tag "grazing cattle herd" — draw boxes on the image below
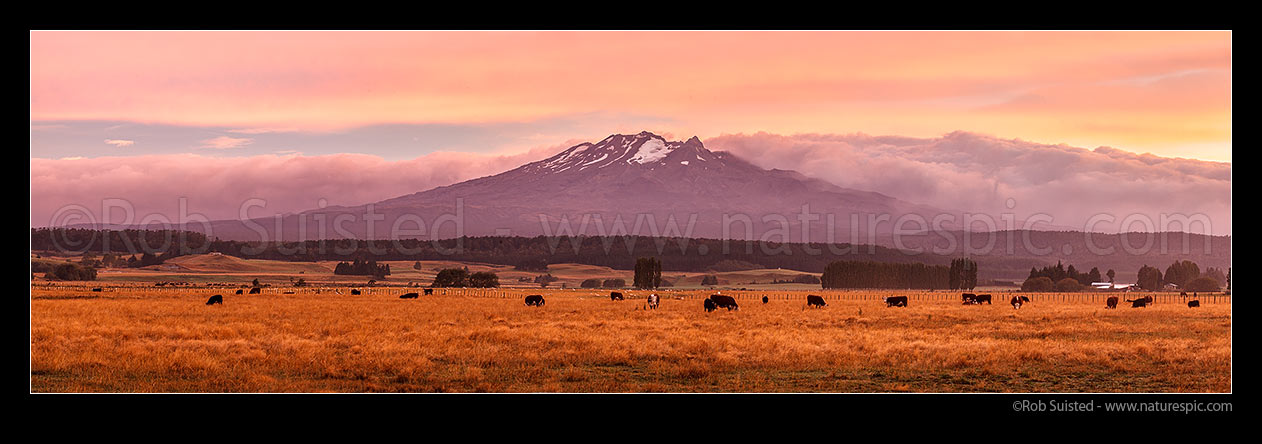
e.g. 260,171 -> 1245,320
192,283 -> 1214,316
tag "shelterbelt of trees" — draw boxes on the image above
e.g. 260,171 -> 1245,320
1021,260 -> 1230,293
31,228 -> 944,273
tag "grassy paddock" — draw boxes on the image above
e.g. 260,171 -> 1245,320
30,286 -> 1231,393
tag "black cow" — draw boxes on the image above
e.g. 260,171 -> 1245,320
975,294 -> 992,304
1105,296 -> 1119,309
525,295 -> 545,306
884,296 -> 908,307
235,289 -> 244,295
806,295 -> 827,308
248,287 -> 261,294
646,294 -> 660,309
762,296 -> 769,304
1188,300 -> 1200,308
610,292 -> 624,301
962,293 -> 977,304
424,288 -> 434,296
91,287 -> 103,292
704,298 -> 717,312
1127,298 -> 1148,308
1010,296 -> 1030,309
400,292 -> 419,299
710,295 -> 739,310
205,294 -> 223,305
351,289 -> 361,295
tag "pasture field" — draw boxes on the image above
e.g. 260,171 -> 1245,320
40,253 -> 831,290
30,284 -> 1230,393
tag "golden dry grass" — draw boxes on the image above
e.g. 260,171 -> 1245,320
74,254 -> 825,290
30,285 -> 1231,393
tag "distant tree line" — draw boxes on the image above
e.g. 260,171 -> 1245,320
1021,259 -> 1227,293
333,258 -> 391,278
771,274 -> 821,285
430,268 -> 499,288
33,229 -> 947,274
580,278 -> 625,288
1135,260 -> 1226,292
31,261 -> 98,281
820,260 -> 950,289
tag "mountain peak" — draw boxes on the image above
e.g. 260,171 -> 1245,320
525,131 -> 716,174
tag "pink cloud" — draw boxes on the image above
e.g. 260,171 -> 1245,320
103,139 -> 134,148
29,132 -> 1231,235
199,136 -> 254,149
30,143 -> 570,226
703,132 -> 1232,235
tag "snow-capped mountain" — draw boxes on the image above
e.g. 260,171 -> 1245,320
198,132 -> 959,241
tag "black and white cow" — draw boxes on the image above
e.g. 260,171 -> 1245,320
1010,296 -> 1030,309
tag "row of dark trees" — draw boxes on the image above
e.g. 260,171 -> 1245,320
771,274 -> 822,285
31,261 -> 98,281
1136,261 -> 1228,292
430,268 -> 500,288
820,260 -> 951,289
32,229 -> 948,274
1019,260 -> 1228,293
1027,261 -> 1108,287
332,258 -> 391,278
948,258 -> 978,290
579,278 -> 626,288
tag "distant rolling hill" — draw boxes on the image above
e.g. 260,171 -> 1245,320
164,254 -> 331,274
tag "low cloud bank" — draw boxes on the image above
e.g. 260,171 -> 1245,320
32,131 -> 1230,235
704,131 -> 1231,234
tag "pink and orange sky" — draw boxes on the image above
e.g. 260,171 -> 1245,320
31,31 -> 1230,160
29,31 -> 1232,233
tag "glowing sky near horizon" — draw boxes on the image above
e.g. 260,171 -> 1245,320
30,30 -> 1231,161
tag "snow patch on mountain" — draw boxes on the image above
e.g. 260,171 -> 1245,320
628,138 -> 673,164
